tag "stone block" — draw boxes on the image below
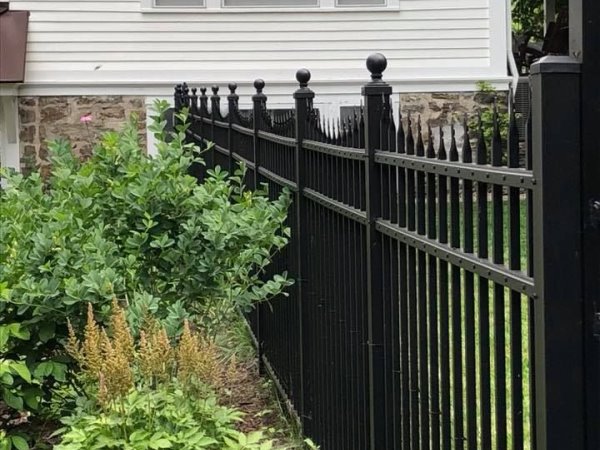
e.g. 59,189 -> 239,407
98,105 -> 126,120
41,104 -> 70,122
18,107 -> 36,125
19,125 -> 37,144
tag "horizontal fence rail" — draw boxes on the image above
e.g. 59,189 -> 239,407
175,53 -> 593,450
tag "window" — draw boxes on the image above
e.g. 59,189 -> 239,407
146,0 -> 204,8
223,0 -> 317,6
142,0 -> 394,11
336,0 -> 384,5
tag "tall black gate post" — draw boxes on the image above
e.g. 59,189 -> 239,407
570,1 -> 600,447
293,69 -> 314,427
362,53 -> 392,450
530,55 -> 585,449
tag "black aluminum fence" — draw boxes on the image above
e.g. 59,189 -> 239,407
175,54 -> 596,450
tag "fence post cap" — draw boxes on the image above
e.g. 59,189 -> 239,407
530,55 -> 581,75
296,68 -> 311,87
294,68 -> 315,99
228,82 -> 237,93
366,53 -> 387,81
254,79 -> 265,93
200,87 -> 207,95
211,85 -> 219,95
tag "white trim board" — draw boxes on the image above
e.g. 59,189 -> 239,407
0,97 -> 21,173
16,76 -> 511,97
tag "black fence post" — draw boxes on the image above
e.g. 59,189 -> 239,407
188,87 -> 205,182
252,79 -> 266,190
571,2 -> 600,446
252,79 -> 266,373
530,55 -> 586,449
209,86 -> 220,169
362,53 -> 392,450
173,84 -> 183,134
293,68 -> 314,427
174,84 -> 182,113
227,83 -> 238,174
198,86 -> 208,155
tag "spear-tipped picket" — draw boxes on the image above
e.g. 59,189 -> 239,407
380,97 -> 391,151
359,103 -> 365,148
438,125 -> 447,161
389,106 -> 397,152
346,116 -> 353,148
398,109 -> 406,154
406,113 -> 415,155
426,123 -> 436,158
508,95 -> 520,168
352,109 -> 360,148
449,122 -> 459,162
318,116 -> 324,143
476,113 -> 488,165
462,114 -> 473,163
416,116 -> 425,157
491,97 -> 503,167
327,119 -> 335,144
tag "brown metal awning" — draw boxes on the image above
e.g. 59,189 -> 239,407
0,6 -> 30,83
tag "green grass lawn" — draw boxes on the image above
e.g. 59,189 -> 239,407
436,196 -> 533,450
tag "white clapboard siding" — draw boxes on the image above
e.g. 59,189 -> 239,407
11,0 -> 510,98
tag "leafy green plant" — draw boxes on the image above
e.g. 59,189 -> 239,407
54,385 -> 273,450
512,0 -> 545,39
0,431 -> 30,450
0,101 -> 291,424
56,302 -> 273,449
470,81 -> 510,152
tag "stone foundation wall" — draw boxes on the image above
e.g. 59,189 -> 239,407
16,92 -> 506,175
18,96 -> 146,175
396,91 -> 508,148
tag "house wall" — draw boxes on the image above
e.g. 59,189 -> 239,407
11,0 -> 509,100
8,0 -> 510,172
17,96 -> 147,175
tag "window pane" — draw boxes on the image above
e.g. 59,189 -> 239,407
155,0 -> 205,6
223,0 -> 317,7
337,0 -> 385,5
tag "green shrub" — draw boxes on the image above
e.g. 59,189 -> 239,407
55,303 -> 273,450
54,386 -> 273,450
0,101 -> 291,423
470,81 -> 510,154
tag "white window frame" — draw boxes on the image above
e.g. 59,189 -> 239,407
141,0 -> 398,13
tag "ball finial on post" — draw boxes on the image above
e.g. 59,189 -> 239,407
366,53 -> 387,82
254,79 -> 265,93
228,82 -> 237,94
296,68 -> 311,88
211,85 -> 219,95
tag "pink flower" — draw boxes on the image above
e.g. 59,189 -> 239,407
80,114 -> 93,123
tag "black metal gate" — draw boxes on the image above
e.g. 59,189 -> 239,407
175,48 -> 598,450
